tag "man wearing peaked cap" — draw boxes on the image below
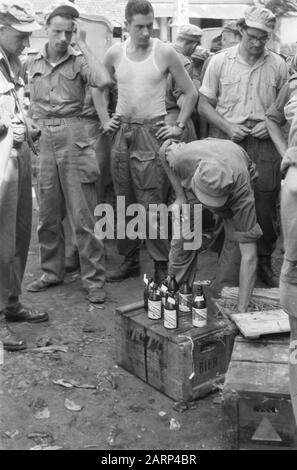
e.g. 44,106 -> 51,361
199,5 -> 289,288
177,24 -> 202,44
0,0 -> 50,352
244,5 -> 276,33
25,1 -> 112,303
221,20 -> 242,49
164,22 -> 201,148
159,138 -> 262,312
43,0 -> 80,24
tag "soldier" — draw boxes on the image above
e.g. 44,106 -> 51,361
280,112 -> 297,424
165,24 -> 202,142
0,0 -> 49,352
102,0 -> 197,284
199,6 -> 288,287
266,72 -> 297,158
160,138 -> 262,312
26,0 -> 111,304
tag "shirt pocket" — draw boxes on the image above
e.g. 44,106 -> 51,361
28,71 -> 44,101
220,77 -> 241,104
59,68 -> 84,103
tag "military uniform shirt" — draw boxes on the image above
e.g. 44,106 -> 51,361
167,138 -> 263,244
27,45 -> 96,119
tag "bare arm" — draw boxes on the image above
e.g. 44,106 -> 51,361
198,94 -> 250,142
266,116 -> 288,158
159,141 -> 187,200
90,87 -> 110,124
167,47 -> 197,126
75,19 -> 112,89
284,165 -> 297,194
156,47 -> 198,140
92,47 -> 121,134
237,242 -> 257,312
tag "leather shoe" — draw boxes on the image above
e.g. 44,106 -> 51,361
5,305 -> 49,323
106,257 -> 140,282
0,320 -> 27,351
86,287 -> 106,304
258,262 -> 279,288
26,277 -> 63,292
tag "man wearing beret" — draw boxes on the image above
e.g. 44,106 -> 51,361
26,1 -> 111,304
199,6 -> 288,288
0,0 -> 49,352
160,138 -> 262,312
165,24 -> 201,142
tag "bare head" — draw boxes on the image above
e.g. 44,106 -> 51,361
125,0 -> 154,47
45,14 -> 74,54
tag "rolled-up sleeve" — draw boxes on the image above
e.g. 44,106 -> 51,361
77,56 -> 95,86
266,81 -> 290,126
225,181 -> 263,243
282,112 -> 297,172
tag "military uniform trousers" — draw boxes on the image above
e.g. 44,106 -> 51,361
36,118 -> 105,289
111,117 -> 171,262
0,143 -> 32,311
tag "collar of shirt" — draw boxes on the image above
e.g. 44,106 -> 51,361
227,43 -> 269,69
34,44 -> 82,67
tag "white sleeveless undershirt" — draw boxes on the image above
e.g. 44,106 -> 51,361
115,38 -> 167,119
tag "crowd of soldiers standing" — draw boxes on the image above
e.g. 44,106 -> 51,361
1,3 -> 297,428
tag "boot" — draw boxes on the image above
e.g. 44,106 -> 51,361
106,256 -> 140,282
258,257 -> 279,288
0,319 -> 27,351
154,261 -> 168,286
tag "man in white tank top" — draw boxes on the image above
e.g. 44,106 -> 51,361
101,0 -> 198,283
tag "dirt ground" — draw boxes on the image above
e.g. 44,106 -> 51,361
0,206 -> 283,451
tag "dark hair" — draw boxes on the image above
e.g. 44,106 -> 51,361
46,13 -> 73,26
125,0 -> 154,23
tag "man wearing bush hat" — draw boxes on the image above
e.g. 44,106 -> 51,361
199,5 -> 288,288
0,0 -> 51,352
26,0 -> 111,304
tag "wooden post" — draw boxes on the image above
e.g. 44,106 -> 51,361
171,0 -> 189,42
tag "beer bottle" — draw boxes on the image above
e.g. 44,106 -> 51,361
178,280 -> 192,314
164,290 -> 178,330
192,285 -> 207,328
148,283 -> 162,320
160,276 -> 170,314
168,274 -> 179,296
144,275 -> 153,312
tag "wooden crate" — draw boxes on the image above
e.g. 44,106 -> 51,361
222,336 -> 297,449
115,300 -> 237,402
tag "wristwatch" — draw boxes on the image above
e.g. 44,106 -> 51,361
175,121 -> 185,130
